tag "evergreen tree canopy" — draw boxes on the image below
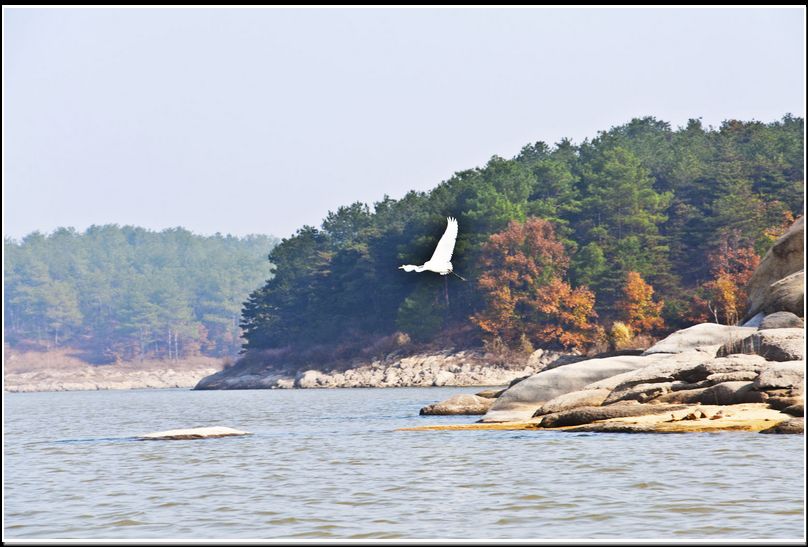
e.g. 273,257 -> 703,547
241,115 -> 803,354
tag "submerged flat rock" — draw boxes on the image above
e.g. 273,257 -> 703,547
138,426 -> 251,440
402,404 -> 795,434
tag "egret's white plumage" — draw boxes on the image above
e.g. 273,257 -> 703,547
399,217 -> 463,278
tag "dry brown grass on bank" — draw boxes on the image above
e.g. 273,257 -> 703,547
3,345 -> 227,374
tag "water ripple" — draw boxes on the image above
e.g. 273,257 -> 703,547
4,387 -> 804,540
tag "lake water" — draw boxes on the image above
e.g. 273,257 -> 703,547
3,387 -> 805,540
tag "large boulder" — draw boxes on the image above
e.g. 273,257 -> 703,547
746,216 -> 804,319
296,369 -> 335,388
717,328 -> 805,362
757,271 -> 804,317
195,371 -> 290,390
481,355 -> 655,422
759,311 -> 804,330
419,394 -> 495,415
432,370 -> 456,386
642,323 -> 757,356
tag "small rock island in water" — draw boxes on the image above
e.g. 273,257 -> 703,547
138,426 -> 251,441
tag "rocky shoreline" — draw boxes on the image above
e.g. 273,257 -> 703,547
415,217 -> 805,434
413,324 -> 804,434
193,349 -> 576,390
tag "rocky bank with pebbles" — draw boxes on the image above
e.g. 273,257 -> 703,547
194,349 -> 575,390
4,349 -> 224,393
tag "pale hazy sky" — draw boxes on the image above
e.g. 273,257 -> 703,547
3,7 -> 805,240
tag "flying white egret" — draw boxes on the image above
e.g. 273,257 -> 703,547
399,217 -> 466,281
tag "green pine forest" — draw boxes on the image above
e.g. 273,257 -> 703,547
4,227 -> 277,362
4,116 -> 804,367
240,116 -> 803,360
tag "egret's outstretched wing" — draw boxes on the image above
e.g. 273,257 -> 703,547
429,217 -> 458,264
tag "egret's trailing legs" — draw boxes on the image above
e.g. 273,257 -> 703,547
398,217 -> 466,306
398,217 -> 463,278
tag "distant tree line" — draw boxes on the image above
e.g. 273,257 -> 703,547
241,116 -> 803,356
4,226 -> 276,362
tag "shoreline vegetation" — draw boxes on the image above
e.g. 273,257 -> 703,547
236,115 -> 803,369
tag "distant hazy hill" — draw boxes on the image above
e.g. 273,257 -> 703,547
4,225 -> 277,363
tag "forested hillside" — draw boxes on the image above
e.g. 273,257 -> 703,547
4,227 -> 276,362
241,116 -> 803,358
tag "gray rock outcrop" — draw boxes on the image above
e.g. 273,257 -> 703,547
641,323 -> 757,355
746,215 -> 804,319
756,271 -> 805,317
484,346 -> 803,428
481,354 -> 655,422
717,328 -> 805,362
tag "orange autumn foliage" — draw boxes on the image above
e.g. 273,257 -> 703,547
694,230 -> 761,325
619,271 -> 665,334
685,294 -> 712,325
701,242 -> 760,325
472,218 -> 600,350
